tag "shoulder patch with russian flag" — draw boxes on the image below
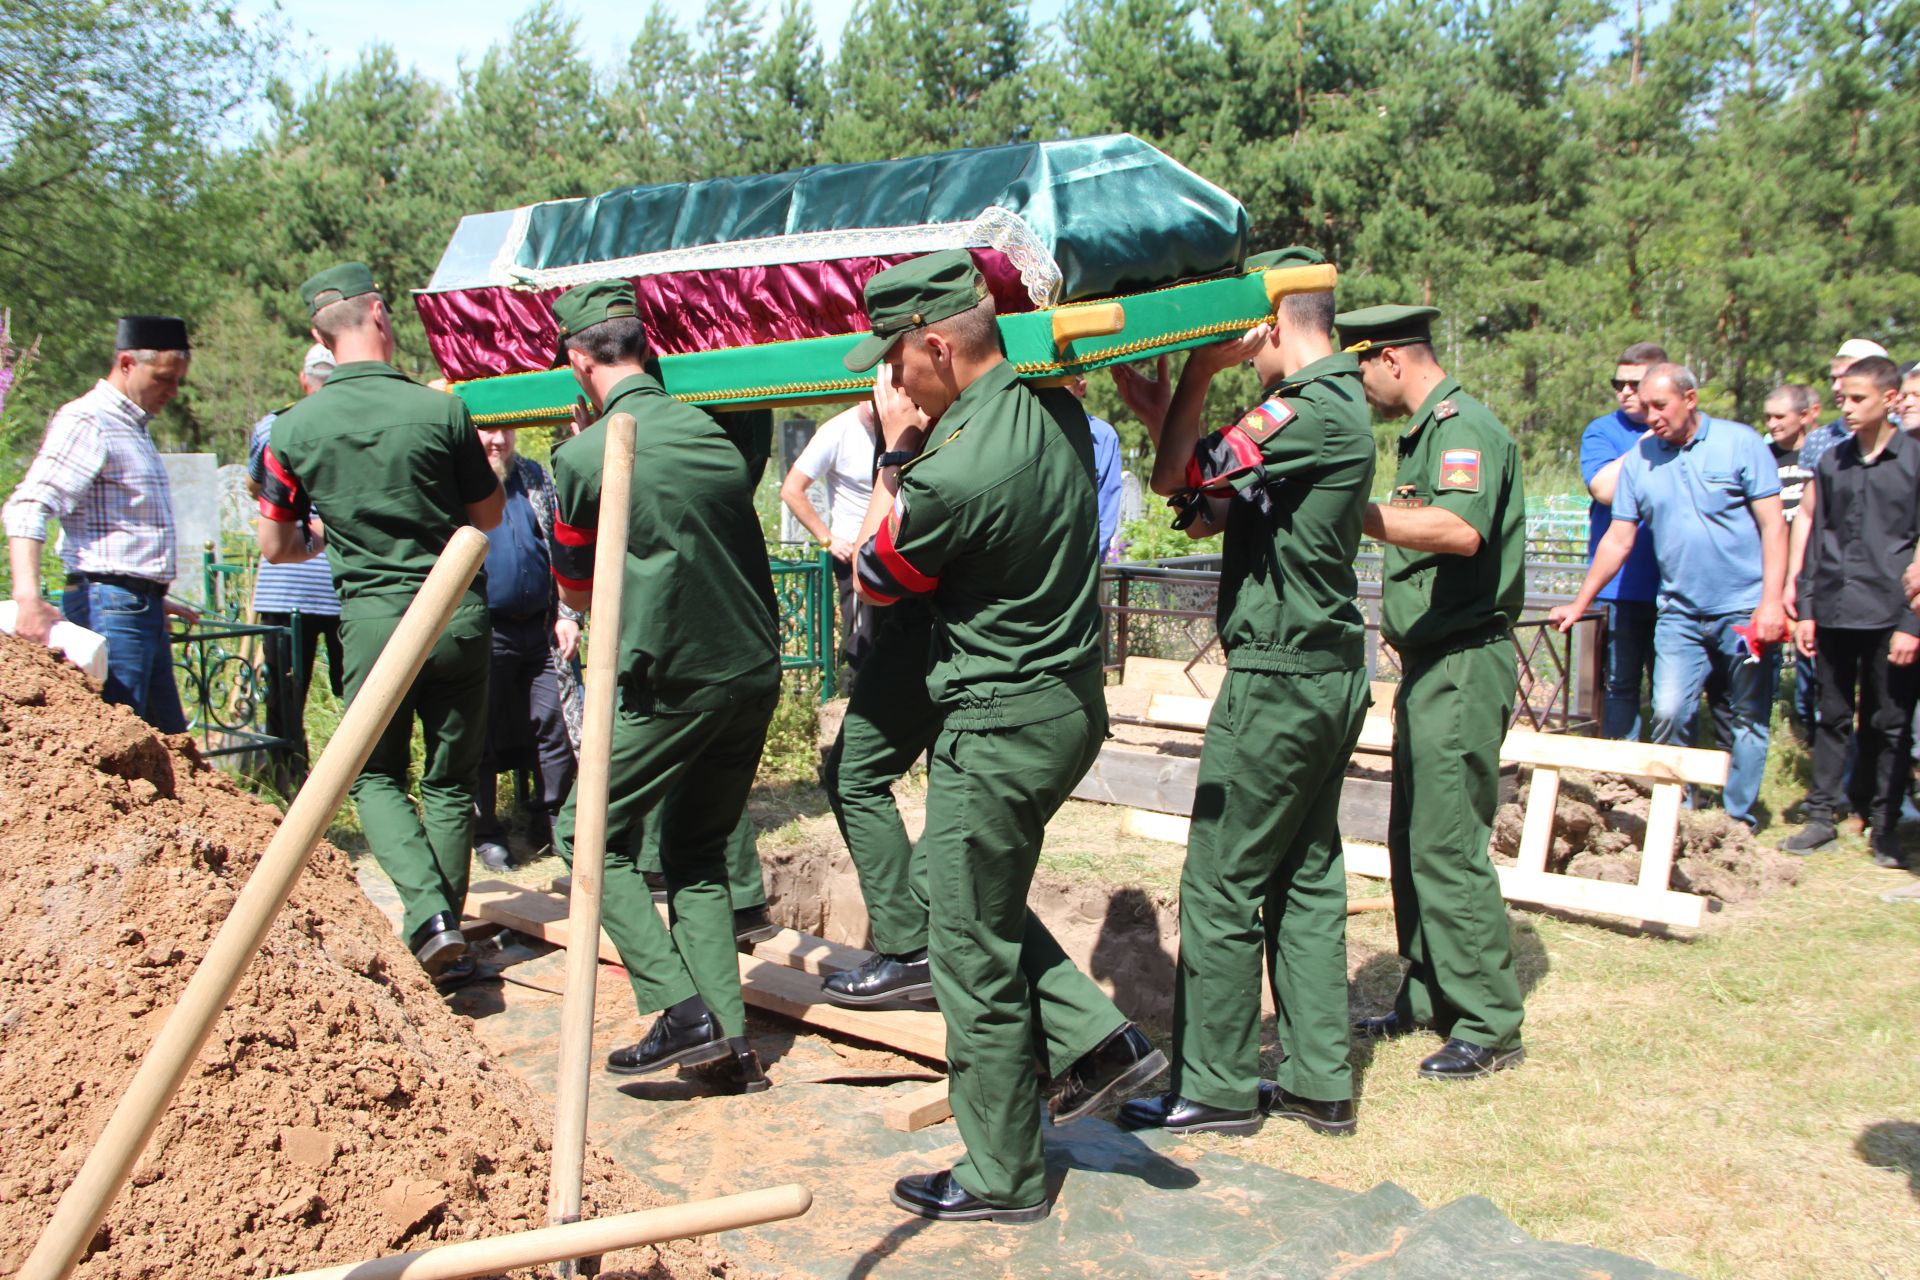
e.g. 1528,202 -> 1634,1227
1233,399 -> 1296,443
1437,448 -> 1481,492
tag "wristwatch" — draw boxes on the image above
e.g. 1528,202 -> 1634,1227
875,449 -> 918,469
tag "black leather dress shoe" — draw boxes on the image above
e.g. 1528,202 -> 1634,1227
431,954 -> 485,992
474,839 -> 511,872
409,911 -> 467,977
890,1170 -> 1047,1224
1257,1081 -> 1357,1136
820,950 -> 933,1006
1418,1037 -> 1525,1080
1351,1010 -> 1423,1040
1048,1024 -> 1168,1124
1116,1092 -> 1260,1136
606,1000 -> 729,1076
733,905 -> 779,947
691,1036 -> 771,1094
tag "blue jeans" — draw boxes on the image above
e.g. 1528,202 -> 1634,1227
1602,599 -> 1658,741
1650,610 -> 1778,826
61,581 -> 187,733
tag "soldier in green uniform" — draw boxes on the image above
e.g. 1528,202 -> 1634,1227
546,280 -> 781,1093
1337,304 -> 1529,1080
815,598 -> 941,1005
847,251 -> 1164,1224
638,812 -> 776,947
1109,247 -> 1371,1137
257,263 -> 503,988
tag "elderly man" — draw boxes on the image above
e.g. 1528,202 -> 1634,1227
5,316 -> 198,730
471,424 -> 582,871
247,344 -> 344,791
1551,364 -> 1789,826
1579,342 -> 1667,740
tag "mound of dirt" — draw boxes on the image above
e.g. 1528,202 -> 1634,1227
1489,768 -> 1802,903
0,639 -> 730,1279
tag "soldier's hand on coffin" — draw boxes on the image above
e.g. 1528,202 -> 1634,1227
873,364 -> 929,451
1189,324 -> 1272,376
1111,355 -> 1170,432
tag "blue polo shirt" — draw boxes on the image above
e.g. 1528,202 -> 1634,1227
1579,409 -> 1660,603
1612,416 -> 1779,618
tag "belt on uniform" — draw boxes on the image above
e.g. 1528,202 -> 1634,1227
66,572 -> 167,598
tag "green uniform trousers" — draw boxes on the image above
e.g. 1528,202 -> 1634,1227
1174,667 -> 1369,1110
638,805 -> 766,911
1388,638 -> 1525,1050
923,700 -> 1128,1209
341,596 -> 490,942
554,673 -> 778,1037
822,606 -> 939,954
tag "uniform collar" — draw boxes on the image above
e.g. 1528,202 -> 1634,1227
603,370 -> 668,408
922,358 -> 1018,453
1403,376 -> 1463,440
324,360 -> 411,385
1265,351 -> 1359,398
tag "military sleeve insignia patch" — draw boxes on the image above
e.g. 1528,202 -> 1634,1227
1435,399 -> 1459,420
1437,448 -> 1481,492
1233,399 -> 1295,442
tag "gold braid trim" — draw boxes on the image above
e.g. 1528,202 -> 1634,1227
670,374 -> 874,404
1009,313 -> 1270,375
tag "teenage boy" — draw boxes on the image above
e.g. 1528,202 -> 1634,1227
1783,356 -> 1920,868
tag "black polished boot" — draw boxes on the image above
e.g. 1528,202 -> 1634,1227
733,905 -> 779,947
1417,1037 -> 1525,1080
1257,1081 -> 1357,1136
1116,1091 -> 1260,1136
890,1170 -> 1048,1225
1350,1010 -> 1426,1040
606,996 -> 728,1076
693,1036 -> 772,1094
431,954 -> 485,992
820,949 -> 933,1007
1048,1024 -> 1168,1124
409,910 -> 467,978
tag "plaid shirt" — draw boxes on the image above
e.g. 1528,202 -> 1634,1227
2,380 -> 177,584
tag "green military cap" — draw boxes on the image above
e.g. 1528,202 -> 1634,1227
843,249 -> 991,373
551,279 -> 640,365
1335,304 -> 1440,354
301,263 -> 380,318
1244,246 -> 1328,272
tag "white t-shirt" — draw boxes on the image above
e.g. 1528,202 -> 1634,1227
794,404 -> 879,543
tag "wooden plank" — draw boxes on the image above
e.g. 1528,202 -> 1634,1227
1072,745 -> 1198,815
1122,656 -> 1225,697
1121,808 -> 1190,844
1142,693 -> 1213,731
468,882 -> 951,1061
1342,841 -> 1704,929
880,1080 -> 955,1133
1348,897 -> 1393,914
750,929 -> 871,976
1637,782 -> 1685,894
1515,766 -> 1561,875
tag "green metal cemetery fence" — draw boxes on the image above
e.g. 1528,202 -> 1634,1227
769,548 -> 837,701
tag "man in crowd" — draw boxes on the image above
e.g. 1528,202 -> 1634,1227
6,316 -> 198,731
547,279 -> 781,1093
1783,356 -> 1920,869
470,424 -> 581,872
780,401 -> 880,678
246,343 -> 343,792
1579,342 -> 1666,740
1071,374 -> 1124,559
1341,304 -> 1530,1081
1766,383 -> 1822,739
849,251 -> 1162,1223
1111,247 -> 1371,1138
258,264 -> 502,988
1550,364 -> 1788,828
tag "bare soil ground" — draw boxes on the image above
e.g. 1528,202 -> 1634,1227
0,638 -> 733,1279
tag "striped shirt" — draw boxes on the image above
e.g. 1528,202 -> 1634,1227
245,413 -> 340,616
2,379 -> 177,584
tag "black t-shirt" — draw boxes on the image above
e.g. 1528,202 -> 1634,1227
1771,439 -> 1814,523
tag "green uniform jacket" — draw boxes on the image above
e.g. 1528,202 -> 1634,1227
1213,352 -> 1375,671
854,361 -> 1103,729
548,372 -> 779,711
1380,377 -> 1526,649
261,361 -> 497,609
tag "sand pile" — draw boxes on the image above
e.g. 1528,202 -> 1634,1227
1489,768 -> 1803,902
0,638 -> 730,1279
